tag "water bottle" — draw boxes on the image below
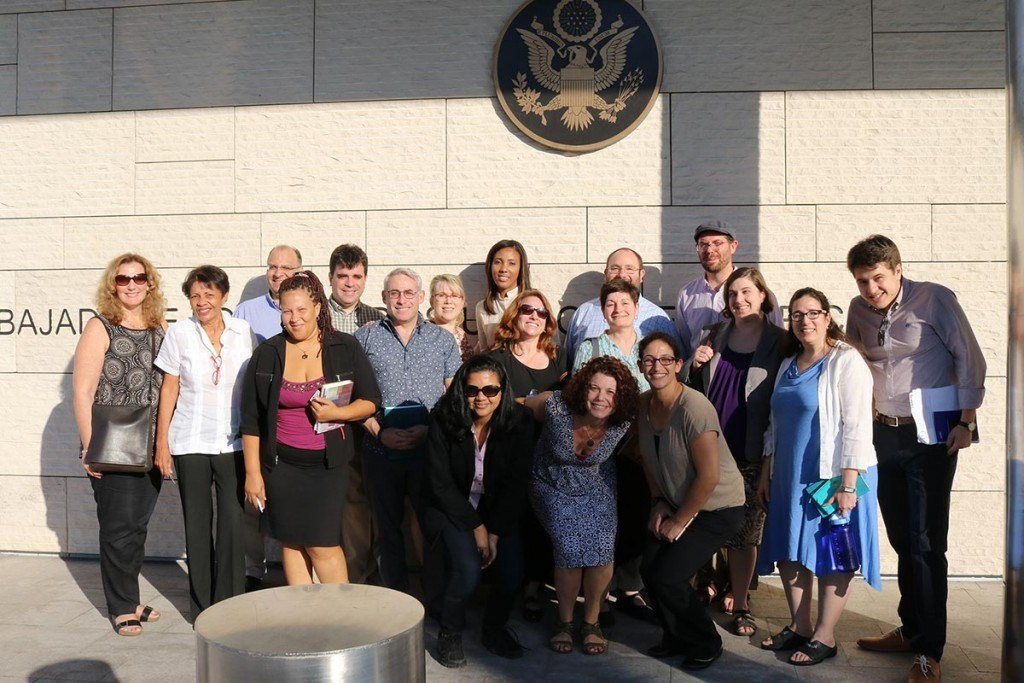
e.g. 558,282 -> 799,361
827,514 -> 861,574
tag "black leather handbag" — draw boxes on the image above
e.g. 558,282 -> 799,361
84,331 -> 157,473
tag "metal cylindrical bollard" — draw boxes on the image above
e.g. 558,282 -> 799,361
195,584 -> 424,682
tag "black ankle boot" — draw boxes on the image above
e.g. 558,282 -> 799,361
437,629 -> 467,668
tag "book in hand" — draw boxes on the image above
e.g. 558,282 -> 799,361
908,385 -> 980,445
311,379 -> 353,434
805,475 -> 870,518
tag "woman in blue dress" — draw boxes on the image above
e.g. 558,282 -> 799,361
527,356 -> 640,656
757,287 -> 880,666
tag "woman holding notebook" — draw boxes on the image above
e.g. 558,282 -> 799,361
240,271 -> 381,585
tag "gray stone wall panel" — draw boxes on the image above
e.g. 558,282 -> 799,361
0,65 -> 15,116
17,9 -> 112,115
647,0 -> 873,92
314,0 -> 517,102
0,1 -> 63,14
113,0 -> 314,110
69,0 -> 218,8
874,31 -> 1005,89
0,15 -> 17,65
873,0 -> 1003,31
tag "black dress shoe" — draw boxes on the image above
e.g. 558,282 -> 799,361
482,626 -> 526,659
679,646 -> 723,671
244,576 -> 262,593
646,640 -> 685,658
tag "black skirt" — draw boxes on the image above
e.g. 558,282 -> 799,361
262,442 -> 347,547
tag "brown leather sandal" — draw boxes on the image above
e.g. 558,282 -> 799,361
549,621 -> 574,654
580,621 -> 607,655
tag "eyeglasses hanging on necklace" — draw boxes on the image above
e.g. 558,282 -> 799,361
211,354 -> 223,386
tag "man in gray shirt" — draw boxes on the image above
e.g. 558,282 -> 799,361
845,235 -> 986,682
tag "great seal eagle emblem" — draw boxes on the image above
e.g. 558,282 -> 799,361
494,0 -> 663,153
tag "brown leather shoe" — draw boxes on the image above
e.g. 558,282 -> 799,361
857,627 -> 911,652
907,654 -> 941,681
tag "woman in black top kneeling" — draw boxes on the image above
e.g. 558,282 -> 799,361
424,355 -> 534,668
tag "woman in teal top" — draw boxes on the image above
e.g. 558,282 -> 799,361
572,279 -> 649,392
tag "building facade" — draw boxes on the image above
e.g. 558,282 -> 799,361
0,0 -> 1007,575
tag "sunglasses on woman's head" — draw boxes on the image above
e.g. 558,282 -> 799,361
466,384 -> 502,398
114,273 -> 148,286
518,304 -> 549,320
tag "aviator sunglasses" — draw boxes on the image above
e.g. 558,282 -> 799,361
466,384 -> 502,398
114,273 -> 149,286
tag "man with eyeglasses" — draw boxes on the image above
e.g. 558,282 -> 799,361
232,244 -> 302,591
327,244 -> 385,334
563,247 -> 676,366
845,235 -> 986,683
234,244 -> 302,343
675,220 -> 782,361
354,267 -> 461,595
321,244 -> 386,585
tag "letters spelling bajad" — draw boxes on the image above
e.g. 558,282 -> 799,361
512,11 -> 644,132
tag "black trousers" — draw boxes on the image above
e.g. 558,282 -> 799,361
641,506 -> 744,658
90,469 -> 162,617
612,456 -> 649,593
423,511 -> 524,633
874,423 -> 958,661
361,452 -> 427,594
175,451 -> 245,620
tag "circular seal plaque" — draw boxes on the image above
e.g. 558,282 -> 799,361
493,0 -> 663,153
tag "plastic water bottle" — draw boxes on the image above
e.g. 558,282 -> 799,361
827,514 -> 861,573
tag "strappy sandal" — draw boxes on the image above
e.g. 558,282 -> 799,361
549,621 -> 574,654
761,626 -> 809,651
138,605 -> 160,623
580,621 -> 608,656
730,609 -> 756,637
112,616 -> 142,637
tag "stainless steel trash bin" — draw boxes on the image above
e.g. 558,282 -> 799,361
194,584 -> 424,682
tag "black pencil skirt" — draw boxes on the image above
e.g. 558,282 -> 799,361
262,442 -> 347,547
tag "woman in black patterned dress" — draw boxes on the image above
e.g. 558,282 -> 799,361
526,356 -> 639,656
73,253 -> 168,636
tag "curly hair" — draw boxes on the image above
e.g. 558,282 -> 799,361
782,287 -> 846,357
490,289 -> 559,359
562,356 -> 639,426
94,253 -> 166,328
278,271 -> 334,341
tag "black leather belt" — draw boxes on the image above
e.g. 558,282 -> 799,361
875,413 -> 915,427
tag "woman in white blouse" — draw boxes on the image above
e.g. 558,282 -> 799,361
155,265 -> 257,621
474,240 -> 531,352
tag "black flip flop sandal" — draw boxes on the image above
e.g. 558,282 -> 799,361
112,617 -> 142,637
138,605 -> 160,623
761,626 -> 810,651
789,639 -> 838,666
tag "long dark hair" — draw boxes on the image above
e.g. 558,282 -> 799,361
782,287 -> 846,357
432,355 -> 519,440
278,271 -> 335,341
483,239 -> 531,315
